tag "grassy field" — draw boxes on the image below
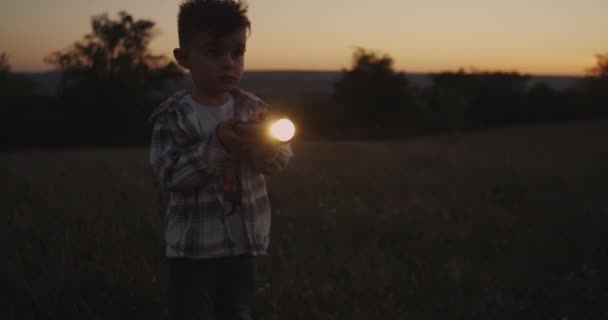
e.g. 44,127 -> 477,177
2,121 -> 608,319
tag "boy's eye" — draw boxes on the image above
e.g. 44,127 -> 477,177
233,49 -> 246,57
203,48 -> 219,56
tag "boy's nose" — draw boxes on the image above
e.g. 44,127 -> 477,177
221,53 -> 235,68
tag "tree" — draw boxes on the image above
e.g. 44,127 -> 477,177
588,53 -> 608,78
580,53 -> 608,117
427,69 -> 474,129
45,11 -> 182,96
44,11 -> 184,145
0,52 -> 9,76
427,69 -> 531,128
465,71 -> 531,126
333,48 -> 413,135
0,52 -> 46,148
0,52 -> 37,98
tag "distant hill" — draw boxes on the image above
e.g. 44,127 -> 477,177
19,71 -> 583,97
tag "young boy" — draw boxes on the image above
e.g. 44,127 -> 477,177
148,1 -> 294,319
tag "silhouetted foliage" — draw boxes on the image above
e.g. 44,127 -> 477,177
588,53 -> 608,78
524,82 -> 557,122
0,52 -> 37,98
578,53 -> 608,117
5,39 -> 608,147
0,52 -> 9,75
333,48 -> 415,136
327,48 -> 608,138
426,69 -> 532,128
45,11 -> 182,95
425,69 -> 474,130
43,11 -> 184,146
0,53 -> 50,149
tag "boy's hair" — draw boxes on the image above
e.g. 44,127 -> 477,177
178,0 -> 251,48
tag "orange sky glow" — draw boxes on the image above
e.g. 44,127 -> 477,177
1,0 -> 606,76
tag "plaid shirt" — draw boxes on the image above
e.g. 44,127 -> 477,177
149,88 -> 294,258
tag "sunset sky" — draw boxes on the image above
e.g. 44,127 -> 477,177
2,0 -> 607,75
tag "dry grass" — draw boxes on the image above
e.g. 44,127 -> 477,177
2,121 -> 608,319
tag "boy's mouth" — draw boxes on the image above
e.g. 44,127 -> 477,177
219,76 -> 238,83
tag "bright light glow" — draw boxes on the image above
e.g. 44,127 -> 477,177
269,119 -> 295,142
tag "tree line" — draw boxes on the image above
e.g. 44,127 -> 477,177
1,12 -> 606,148
327,49 -> 608,138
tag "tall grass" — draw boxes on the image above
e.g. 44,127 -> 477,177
2,121 -> 608,319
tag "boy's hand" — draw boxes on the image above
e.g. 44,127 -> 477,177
243,140 -> 281,162
216,118 -> 257,151
246,113 -> 282,157
250,112 -> 267,122
258,140 -> 281,157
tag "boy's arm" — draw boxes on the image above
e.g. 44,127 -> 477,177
150,111 -> 228,191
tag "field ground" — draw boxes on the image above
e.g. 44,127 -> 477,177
2,120 -> 608,319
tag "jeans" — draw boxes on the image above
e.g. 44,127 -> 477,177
168,255 -> 256,320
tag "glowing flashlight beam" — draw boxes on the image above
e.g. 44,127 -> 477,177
234,117 -> 296,143
269,119 -> 295,142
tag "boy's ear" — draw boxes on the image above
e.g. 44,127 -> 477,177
173,48 -> 190,70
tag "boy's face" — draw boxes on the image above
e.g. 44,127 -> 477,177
174,28 -> 247,95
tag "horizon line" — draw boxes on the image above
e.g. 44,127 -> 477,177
13,68 -> 585,78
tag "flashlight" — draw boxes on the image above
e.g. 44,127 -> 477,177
234,116 -> 296,143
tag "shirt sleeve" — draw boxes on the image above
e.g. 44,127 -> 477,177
150,110 -> 228,191
255,143 -> 295,176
